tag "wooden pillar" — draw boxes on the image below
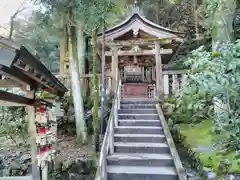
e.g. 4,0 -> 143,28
25,85 -> 40,179
111,46 -> 118,91
141,67 -> 144,82
181,74 -> 188,89
155,41 -> 163,98
172,74 -> 179,94
106,76 -> 112,95
60,38 -> 65,76
26,87 -> 37,164
151,66 -> 155,81
163,75 -> 169,95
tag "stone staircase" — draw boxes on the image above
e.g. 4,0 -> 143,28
106,99 -> 179,180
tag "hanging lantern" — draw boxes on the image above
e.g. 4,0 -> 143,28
37,147 -> 49,166
36,135 -> 47,146
38,105 -> 47,113
36,127 -> 47,145
35,110 -> 48,124
48,111 -> 56,122
47,145 -> 56,162
47,127 -> 57,143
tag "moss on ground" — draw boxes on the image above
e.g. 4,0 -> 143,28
180,120 -> 240,173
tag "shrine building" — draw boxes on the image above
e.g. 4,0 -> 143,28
97,7 -> 185,99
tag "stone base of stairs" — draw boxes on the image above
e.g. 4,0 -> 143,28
107,99 -> 179,180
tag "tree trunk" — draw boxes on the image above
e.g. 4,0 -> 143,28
85,37 -> 91,98
92,28 -> 100,152
100,23 -> 106,143
212,0 -> 236,50
9,17 -> 14,40
60,24 -> 68,77
8,7 -> 26,40
77,23 -> 86,98
68,10 -> 87,144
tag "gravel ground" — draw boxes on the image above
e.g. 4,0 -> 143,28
0,133 -> 94,177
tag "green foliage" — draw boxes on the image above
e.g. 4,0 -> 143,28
172,90 -> 213,124
33,0 -> 120,32
79,0 -> 116,31
235,10 -> 240,39
180,120 -> 240,174
0,89 -> 28,146
0,106 -> 28,147
14,10 -> 60,73
39,91 -> 57,99
169,121 -> 207,179
173,40 -> 240,155
91,29 -> 100,152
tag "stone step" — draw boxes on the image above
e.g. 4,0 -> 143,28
118,109 -> 157,114
114,142 -> 170,154
120,104 -> 156,109
107,153 -> 174,166
114,133 -> 165,143
114,126 -> 163,134
118,114 -> 159,120
121,100 -> 158,105
118,119 -> 161,127
107,165 -> 177,180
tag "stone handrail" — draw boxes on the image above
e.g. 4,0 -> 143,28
0,177 -> 32,180
95,80 -> 121,180
156,104 -> 187,180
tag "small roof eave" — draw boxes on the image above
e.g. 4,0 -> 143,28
17,46 -> 68,93
0,37 -> 68,97
98,13 -> 185,40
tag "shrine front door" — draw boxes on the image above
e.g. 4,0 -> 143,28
122,65 -> 148,98
123,83 -> 148,98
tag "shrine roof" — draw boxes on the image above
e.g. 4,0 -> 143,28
98,13 -> 185,41
0,36 -> 68,97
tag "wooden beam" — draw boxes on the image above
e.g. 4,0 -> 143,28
0,89 -> 34,106
103,40 -> 154,47
0,100 -> 29,106
55,74 -> 112,79
100,38 -> 183,47
0,79 -> 23,88
105,49 -> 172,56
0,68 -> 30,88
162,70 -> 188,75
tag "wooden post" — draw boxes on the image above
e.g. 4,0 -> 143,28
163,75 -> 169,96
155,41 -> 163,99
42,163 -> 48,180
141,67 -> 144,81
111,46 -> 118,91
181,74 -> 188,89
152,66 -> 155,81
25,86 -> 39,180
172,74 -> 178,94
26,87 -> 37,164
